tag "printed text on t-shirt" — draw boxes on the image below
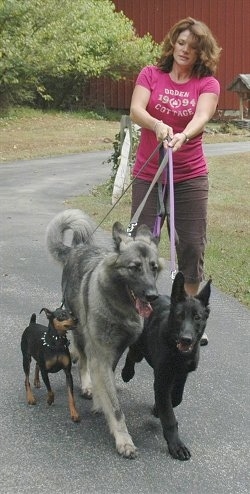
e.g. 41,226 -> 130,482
155,89 -> 196,117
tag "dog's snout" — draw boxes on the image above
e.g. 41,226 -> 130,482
180,336 -> 193,345
145,291 -> 158,302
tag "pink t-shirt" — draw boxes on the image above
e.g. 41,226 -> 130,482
133,65 -> 220,183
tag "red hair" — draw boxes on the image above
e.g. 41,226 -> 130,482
157,17 -> 221,77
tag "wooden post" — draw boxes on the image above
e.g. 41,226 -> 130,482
119,115 -> 132,152
119,115 -> 133,162
239,94 -> 244,120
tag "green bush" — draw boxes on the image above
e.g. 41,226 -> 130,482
0,0 -> 160,112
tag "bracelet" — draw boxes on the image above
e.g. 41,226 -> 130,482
182,132 -> 190,143
153,120 -> 163,132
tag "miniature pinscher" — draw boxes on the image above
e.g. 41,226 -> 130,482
21,307 -> 80,422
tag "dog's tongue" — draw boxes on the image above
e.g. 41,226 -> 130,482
177,341 -> 193,353
135,298 -> 152,318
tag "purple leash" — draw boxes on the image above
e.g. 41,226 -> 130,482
153,144 -> 177,281
128,140 -> 178,281
168,146 -> 177,280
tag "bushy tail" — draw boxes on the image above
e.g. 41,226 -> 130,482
46,209 -> 95,265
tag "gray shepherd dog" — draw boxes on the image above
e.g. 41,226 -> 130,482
46,209 -> 164,458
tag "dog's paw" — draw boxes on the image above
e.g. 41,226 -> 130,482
79,368 -> 92,398
81,387 -> 93,400
27,396 -> 37,405
200,332 -> 209,346
116,442 -> 138,459
71,412 -> 81,423
115,432 -> 137,459
26,389 -> 37,405
121,366 -> 135,383
47,391 -> 54,406
168,441 -> 191,461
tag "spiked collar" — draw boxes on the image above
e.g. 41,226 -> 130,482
41,329 -> 70,350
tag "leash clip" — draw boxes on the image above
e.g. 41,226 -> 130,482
171,270 -> 177,281
126,222 -> 137,236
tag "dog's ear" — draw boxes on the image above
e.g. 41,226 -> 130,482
135,224 -> 159,245
171,272 -> 186,303
40,307 -> 53,320
196,278 -> 212,307
112,222 -> 131,249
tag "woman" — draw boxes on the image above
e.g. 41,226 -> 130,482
130,17 -> 221,302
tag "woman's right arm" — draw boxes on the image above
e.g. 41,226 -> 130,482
130,85 -> 173,140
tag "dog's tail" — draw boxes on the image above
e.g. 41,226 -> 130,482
46,209 -> 95,265
30,313 -> 36,324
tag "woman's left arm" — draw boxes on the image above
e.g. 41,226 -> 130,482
168,92 -> 219,151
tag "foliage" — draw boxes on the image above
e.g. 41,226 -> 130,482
104,122 -> 140,192
104,131 -> 121,189
0,0 -> 159,111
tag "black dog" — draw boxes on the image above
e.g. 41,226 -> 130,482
21,307 -> 80,422
122,272 -> 211,461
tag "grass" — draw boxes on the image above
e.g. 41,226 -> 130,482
0,106 -> 121,162
1,106 -> 250,163
1,106 -> 250,307
206,155 -> 250,306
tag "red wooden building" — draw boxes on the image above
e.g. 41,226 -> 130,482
90,0 -> 250,114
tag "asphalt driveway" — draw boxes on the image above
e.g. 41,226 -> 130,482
0,143 -> 249,494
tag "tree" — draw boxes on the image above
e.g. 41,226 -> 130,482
0,0 -> 159,110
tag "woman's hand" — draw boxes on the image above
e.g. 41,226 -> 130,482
154,120 -> 174,141
166,132 -> 187,152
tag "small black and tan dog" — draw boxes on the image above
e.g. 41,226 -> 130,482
122,271 -> 211,461
21,307 -> 80,422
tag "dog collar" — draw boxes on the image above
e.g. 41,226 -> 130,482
41,331 -> 70,349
